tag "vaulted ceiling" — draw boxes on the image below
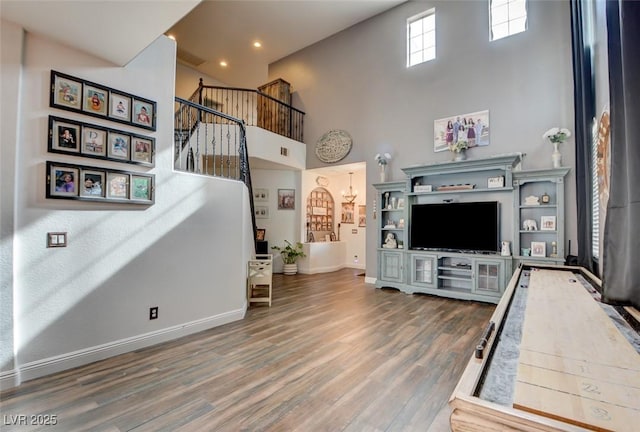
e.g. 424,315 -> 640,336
2,0 -> 405,89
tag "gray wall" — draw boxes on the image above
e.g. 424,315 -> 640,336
269,0 -> 577,277
1,23 -> 253,386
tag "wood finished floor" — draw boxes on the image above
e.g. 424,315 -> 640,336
0,269 -> 494,432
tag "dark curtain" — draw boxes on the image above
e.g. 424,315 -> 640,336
601,0 -> 640,308
570,0 -> 595,271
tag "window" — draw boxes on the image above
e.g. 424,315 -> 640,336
490,0 -> 527,41
407,9 -> 435,67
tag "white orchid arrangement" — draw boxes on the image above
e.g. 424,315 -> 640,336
448,140 -> 468,154
543,127 -> 572,144
375,153 -> 392,166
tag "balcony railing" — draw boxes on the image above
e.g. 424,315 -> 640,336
193,79 -> 305,143
174,97 -> 257,235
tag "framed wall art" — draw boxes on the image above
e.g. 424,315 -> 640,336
48,116 -> 154,166
49,70 -> 157,131
434,109 -> 490,152
109,91 -> 131,122
48,164 -> 80,197
253,188 -> 269,202
50,117 -> 81,153
540,216 -> 556,231
255,206 -> 269,219
46,161 -> 154,205
106,172 -> 130,200
132,136 -> 153,165
80,169 -> 105,198
358,205 -> 366,227
132,97 -> 156,130
82,84 -> 108,117
130,175 -> 153,202
107,131 -> 130,161
341,202 -> 355,224
81,125 -> 107,157
530,241 -> 546,257
51,71 -> 82,110
277,189 -> 295,210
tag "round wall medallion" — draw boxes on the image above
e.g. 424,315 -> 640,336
315,129 -> 352,163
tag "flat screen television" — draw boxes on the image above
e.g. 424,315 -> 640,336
410,201 -> 500,253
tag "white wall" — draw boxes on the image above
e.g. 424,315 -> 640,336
0,19 -> 23,377
269,0 -> 577,278
249,169 -> 301,273
301,169 -> 367,269
1,23 -> 253,387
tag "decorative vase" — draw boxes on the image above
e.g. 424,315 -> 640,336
379,165 -> 386,182
283,263 -> 298,275
454,150 -> 467,161
552,142 -> 562,168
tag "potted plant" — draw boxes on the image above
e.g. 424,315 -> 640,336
272,240 -> 306,275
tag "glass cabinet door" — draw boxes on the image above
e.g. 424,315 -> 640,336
410,254 -> 437,288
473,260 -> 503,295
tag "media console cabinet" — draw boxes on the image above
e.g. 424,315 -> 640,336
373,154 -> 569,304
448,264 -> 640,431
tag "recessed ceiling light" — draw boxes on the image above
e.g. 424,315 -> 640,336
253,41 -> 262,48
167,34 -> 176,41
220,61 -> 228,67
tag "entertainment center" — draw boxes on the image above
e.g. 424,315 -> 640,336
374,154 -> 569,303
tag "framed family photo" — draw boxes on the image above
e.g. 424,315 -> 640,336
109,92 -> 131,122
256,229 -> 266,241
81,125 -> 107,157
51,71 -> 82,110
82,84 -> 108,117
49,117 -> 81,153
48,164 -> 79,197
434,109 -> 490,152
132,98 -> 155,129
80,170 -> 105,198
107,132 -> 130,160
132,136 -> 154,165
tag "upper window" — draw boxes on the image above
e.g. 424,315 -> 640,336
490,0 -> 527,41
407,9 -> 436,67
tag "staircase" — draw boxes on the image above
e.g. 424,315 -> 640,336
173,80 -> 306,243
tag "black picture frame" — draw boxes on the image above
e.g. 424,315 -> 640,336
49,70 -> 157,131
48,116 -> 155,167
46,161 -> 154,205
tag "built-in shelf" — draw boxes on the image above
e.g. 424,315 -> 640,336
373,154 -> 567,305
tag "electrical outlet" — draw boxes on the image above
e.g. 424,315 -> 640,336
149,307 -> 158,320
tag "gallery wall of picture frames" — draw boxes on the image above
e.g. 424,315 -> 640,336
48,115 -> 155,167
50,70 -> 157,131
46,161 -> 154,205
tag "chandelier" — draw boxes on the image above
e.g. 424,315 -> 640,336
342,172 -> 358,203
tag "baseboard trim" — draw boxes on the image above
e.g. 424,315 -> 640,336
2,306 -> 246,389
